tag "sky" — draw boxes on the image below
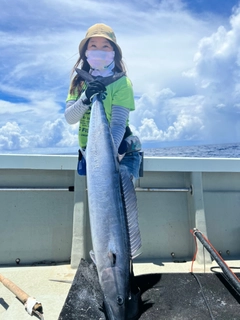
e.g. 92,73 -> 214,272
1,0 -> 240,154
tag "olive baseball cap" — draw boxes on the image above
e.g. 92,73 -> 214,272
79,23 -> 122,58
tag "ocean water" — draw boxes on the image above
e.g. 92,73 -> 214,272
143,142 -> 240,158
2,142 -> 240,158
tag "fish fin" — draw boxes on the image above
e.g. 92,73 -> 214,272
131,250 -> 142,259
120,166 -> 142,258
89,250 -> 96,265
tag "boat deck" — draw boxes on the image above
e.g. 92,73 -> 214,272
1,260 -> 239,319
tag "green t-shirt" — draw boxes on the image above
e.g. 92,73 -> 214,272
66,76 -> 135,148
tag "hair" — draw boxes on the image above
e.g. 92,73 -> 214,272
69,40 -> 127,96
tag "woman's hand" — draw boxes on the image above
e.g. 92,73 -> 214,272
83,80 -> 106,104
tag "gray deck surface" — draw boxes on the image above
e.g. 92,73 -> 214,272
1,260 -> 240,319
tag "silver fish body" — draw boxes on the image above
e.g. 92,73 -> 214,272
86,97 -> 132,319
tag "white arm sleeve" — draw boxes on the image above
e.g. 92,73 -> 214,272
64,92 -> 90,125
110,105 -> 130,149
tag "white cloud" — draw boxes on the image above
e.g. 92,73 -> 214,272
0,122 -> 29,150
130,4 -> 240,146
186,6 -> 240,91
0,0 -> 224,97
0,99 -> 79,151
130,92 -> 205,142
181,5 -> 240,143
37,118 -> 78,148
0,118 -> 79,151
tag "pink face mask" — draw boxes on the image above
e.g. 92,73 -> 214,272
86,50 -> 115,70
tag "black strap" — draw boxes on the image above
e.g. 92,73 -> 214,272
75,68 -> 126,86
78,149 -> 83,161
123,126 -> 132,139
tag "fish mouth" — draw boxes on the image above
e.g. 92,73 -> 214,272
100,266 -> 128,320
103,297 -> 125,320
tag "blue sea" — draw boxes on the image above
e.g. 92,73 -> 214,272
142,142 -> 240,158
2,142 -> 240,158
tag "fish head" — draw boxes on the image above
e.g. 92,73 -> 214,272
101,266 -> 129,320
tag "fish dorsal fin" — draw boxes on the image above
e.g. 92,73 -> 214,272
120,166 -> 142,258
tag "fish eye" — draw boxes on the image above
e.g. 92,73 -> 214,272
117,295 -> 124,305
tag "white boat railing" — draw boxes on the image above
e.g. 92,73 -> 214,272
0,154 -> 240,268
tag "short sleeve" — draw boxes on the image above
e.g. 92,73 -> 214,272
112,76 -> 135,111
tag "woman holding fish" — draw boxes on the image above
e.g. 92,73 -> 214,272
64,23 -> 142,320
65,23 -> 141,180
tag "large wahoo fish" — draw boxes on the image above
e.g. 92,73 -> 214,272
86,95 -> 141,319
